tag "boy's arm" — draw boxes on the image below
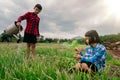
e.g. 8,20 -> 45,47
37,21 -> 40,36
17,12 -> 29,22
36,19 -> 40,41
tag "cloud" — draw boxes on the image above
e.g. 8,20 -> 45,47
0,0 -> 120,38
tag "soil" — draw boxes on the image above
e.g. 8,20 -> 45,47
109,65 -> 120,78
108,50 -> 120,59
108,50 -> 120,78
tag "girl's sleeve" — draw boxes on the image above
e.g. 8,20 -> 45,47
17,12 -> 30,22
80,47 -> 90,62
81,46 -> 106,63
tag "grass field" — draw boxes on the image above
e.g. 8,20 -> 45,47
0,42 -> 120,80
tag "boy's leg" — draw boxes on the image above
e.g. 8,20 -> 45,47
27,43 -> 31,59
32,43 -> 36,59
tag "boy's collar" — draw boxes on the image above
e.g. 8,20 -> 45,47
33,12 -> 37,15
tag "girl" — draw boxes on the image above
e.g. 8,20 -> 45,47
74,30 -> 106,74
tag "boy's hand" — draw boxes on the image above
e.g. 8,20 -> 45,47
16,22 -> 21,27
37,36 -> 40,41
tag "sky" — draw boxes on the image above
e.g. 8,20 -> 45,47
0,0 -> 120,39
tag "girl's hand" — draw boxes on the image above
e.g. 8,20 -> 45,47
75,48 -> 84,53
74,53 -> 82,60
75,48 -> 80,53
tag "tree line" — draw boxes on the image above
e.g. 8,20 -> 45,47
0,33 -> 120,43
77,33 -> 120,44
0,33 -> 70,43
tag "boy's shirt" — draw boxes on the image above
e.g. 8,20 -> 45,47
17,12 -> 40,36
80,43 -> 106,70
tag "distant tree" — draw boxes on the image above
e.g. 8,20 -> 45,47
0,33 -> 12,42
100,33 -> 120,43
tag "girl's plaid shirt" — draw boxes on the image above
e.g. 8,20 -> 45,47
80,43 -> 106,71
17,12 -> 40,36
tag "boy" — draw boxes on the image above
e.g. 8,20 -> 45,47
74,30 -> 106,74
16,4 -> 42,59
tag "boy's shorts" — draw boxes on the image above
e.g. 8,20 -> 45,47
80,61 -> 98,72
23,33 -> 37,44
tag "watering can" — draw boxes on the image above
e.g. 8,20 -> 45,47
4,21 -> 23,42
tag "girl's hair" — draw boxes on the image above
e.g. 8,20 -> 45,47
34,4 -> 42,10
85,30 -> 101,44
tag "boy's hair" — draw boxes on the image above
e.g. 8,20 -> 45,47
34,4 -> 42,10
85,30 -> 101,44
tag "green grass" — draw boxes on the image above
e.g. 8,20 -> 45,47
0,43 -> 120,80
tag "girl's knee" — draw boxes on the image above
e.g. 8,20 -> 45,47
75,63 -> 81,70
81,63 -> 88,70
